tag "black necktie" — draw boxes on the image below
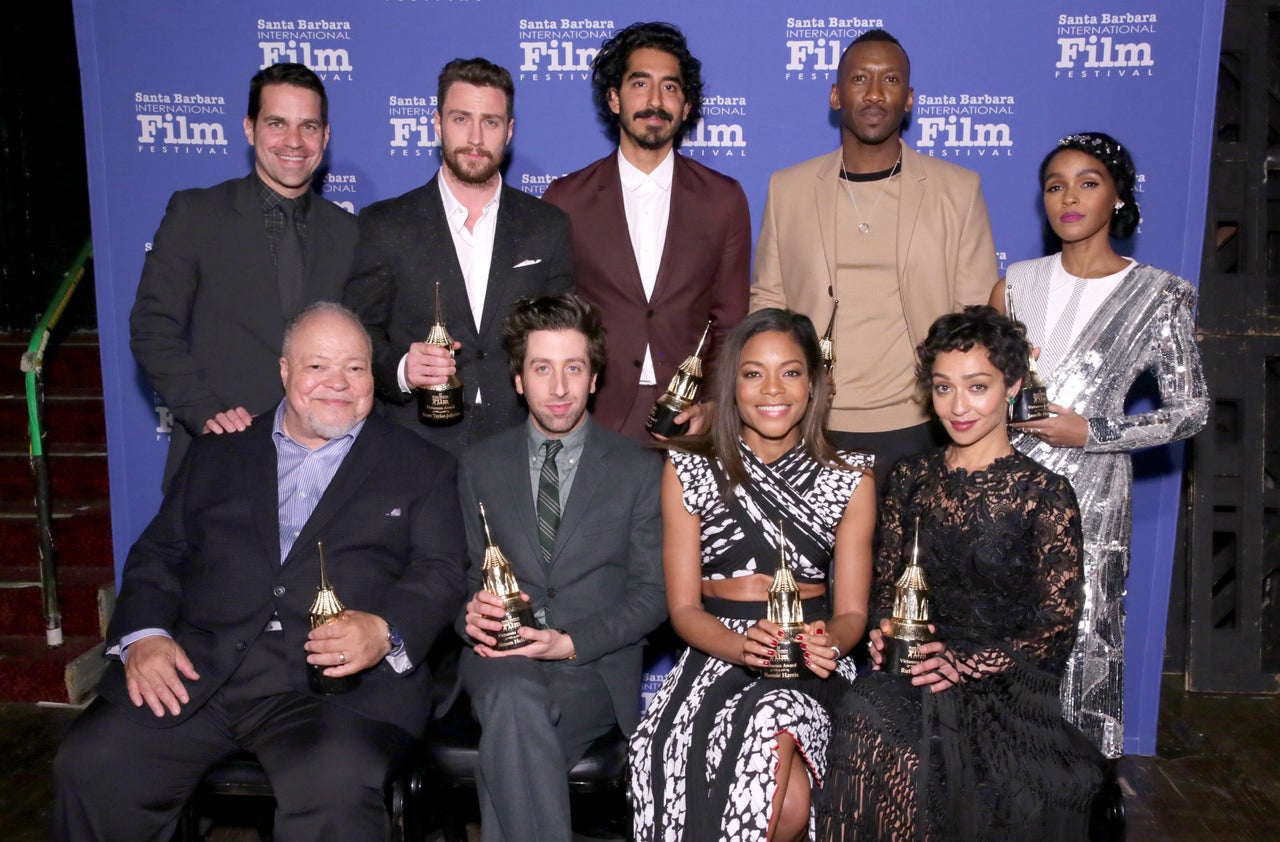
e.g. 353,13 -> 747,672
276,199 -> 304,319
537,439 -> 563,564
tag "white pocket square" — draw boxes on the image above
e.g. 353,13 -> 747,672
386,507 -> 402,517
513,258 -> 542,269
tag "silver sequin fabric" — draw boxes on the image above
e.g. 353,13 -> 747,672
1007,257 -> 1208,758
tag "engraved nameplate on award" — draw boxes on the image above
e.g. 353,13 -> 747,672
762,520 -> 808,679
308,541 -> 357,695
882,518 -> 938,676
478,502 -> 536,650
417,281 -> 464,425
647,320 -> 712,437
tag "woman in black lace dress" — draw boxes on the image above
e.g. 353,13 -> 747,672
816,306 -> 1104,842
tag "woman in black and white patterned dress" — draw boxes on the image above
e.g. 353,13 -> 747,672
630,309 -> 875,841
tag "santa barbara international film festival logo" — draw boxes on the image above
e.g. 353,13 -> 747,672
322,173 -> 360,214
782,14 -> 884,81
388,93 -> 439,157
256,17 -> 355,81
912,91 -> 1015,160
1053,10 -> 1156,79
680,95 -> 749,160
516,17 -> 615,81
135,89 -> 230,155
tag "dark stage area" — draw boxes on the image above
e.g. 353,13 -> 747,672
5,673 -> 1278,841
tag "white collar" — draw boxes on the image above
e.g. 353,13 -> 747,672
437,168 -> 502,226
617,148 -> 674,194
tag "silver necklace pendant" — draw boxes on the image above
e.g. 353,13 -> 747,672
858,222 -> 871,234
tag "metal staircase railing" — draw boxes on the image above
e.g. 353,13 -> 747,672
19,239 -> 93,647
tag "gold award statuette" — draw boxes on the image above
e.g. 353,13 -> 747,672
647,320 -> 712,437
308,541 -> 357,695
819,299 -> 838,375
762,521 -> 808,680
417,281 -> 464,425
1006,291 -> 1049,423
478,502 -> 536,650
882,518 -> 938,677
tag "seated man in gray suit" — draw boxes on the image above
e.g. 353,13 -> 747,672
55,303 -> 466,841
457,293 -> 665,842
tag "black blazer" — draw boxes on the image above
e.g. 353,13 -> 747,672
456,419 -> 665,732
130,175 -> 359,486
99,413 -> 467,737
344,175 -> 573,455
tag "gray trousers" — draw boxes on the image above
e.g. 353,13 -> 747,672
459,649 -> 617,842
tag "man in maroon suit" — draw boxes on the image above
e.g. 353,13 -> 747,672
543,22 -> 751,441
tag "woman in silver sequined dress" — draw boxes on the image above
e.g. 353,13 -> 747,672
990,131 -> 1208,757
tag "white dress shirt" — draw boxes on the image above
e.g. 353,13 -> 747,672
397,170 -> 502,401
617,149 -> 674,386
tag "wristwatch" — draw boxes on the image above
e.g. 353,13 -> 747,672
386,624 -> 405,654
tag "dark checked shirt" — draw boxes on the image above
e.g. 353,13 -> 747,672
253,173 -> 313,268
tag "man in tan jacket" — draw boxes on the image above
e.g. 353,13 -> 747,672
751,29 -> 998,477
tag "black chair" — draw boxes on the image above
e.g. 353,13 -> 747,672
412,696 -> 631,842
176,750 -> 417,842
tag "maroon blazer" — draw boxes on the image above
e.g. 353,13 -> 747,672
543,153 -> 751,433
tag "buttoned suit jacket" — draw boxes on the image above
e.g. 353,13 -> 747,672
344,175 -> 573,455
97,413 -> 467,738
750,142 -> 998,349
542,154 -> 751,432
455,418 -> 665,733
129,175 -> 359,487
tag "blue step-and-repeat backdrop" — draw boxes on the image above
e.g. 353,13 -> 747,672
73,0 -> 1223,755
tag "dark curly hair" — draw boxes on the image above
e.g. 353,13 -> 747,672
501,292 -> 607,378
667,308 -> 852,494
916,305 -> 1030,389
591,22 -> 703,142
1040,131 -> 1139,239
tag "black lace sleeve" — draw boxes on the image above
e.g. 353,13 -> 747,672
869,459 -> 915,625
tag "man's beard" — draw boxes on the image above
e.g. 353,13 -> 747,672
624,108 -> 680,151
444,144 -> 502,185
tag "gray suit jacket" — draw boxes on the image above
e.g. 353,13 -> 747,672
455,418 -> 665,733
344,175 -> 573,455
130,175 -> 359,487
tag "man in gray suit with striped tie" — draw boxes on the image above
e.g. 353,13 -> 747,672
456,293 -> 665,842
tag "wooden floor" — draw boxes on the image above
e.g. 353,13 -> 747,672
5,673 -> 1278,840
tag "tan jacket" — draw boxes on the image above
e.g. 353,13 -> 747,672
751,142 -> 999,431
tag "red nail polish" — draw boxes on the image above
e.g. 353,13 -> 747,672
776,630 -> 784,638
800,643 -> 808,650
796,634 -> 805,642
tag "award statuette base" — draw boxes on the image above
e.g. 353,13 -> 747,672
418,385 -> 464,425
882,619 -> 936,677
761,625 -> 809,679
1009,386 -> 1050,423
646,398 -> 689,437
307,663 -> 358,695
491,597 -> 537,651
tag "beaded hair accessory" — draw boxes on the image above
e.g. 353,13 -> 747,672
1058,132 -> 1124,161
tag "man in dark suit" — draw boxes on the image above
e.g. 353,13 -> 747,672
458,293 -> 664,842
345,58 -> 573,456
543,22 -> 750,441
54,303 -> 466,841
130,63 -> 359,489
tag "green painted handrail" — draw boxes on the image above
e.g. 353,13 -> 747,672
20,239 -> 93,647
